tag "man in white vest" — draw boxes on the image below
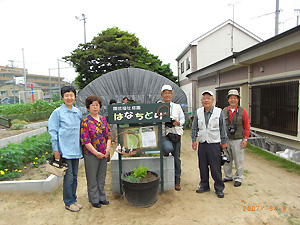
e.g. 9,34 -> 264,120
161,84 -> 185,191
191,90 -> 228,198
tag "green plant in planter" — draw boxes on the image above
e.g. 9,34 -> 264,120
124,164 -> 148,183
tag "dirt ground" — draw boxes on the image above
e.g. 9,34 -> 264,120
0,131 -> 300,225
0,127 -> 36,139
0,119 -> 48,140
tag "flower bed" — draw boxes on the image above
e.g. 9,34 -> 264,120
0,132 -> 53,181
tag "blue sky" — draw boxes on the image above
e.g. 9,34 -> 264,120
0,0 -> 299,82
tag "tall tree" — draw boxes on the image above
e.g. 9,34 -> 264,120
63,27 -> 177,89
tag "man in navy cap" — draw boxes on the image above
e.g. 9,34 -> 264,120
191,90 -> 228,198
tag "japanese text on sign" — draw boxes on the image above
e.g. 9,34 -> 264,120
107,103 -> 170,124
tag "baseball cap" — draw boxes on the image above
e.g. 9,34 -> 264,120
161,84 -> 173,92
201,90 -> 214,96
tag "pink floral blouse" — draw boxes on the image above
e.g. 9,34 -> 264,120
80,115 -> 111,155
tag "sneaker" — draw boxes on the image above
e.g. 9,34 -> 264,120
74,202 -> 83,209
196,187 -> 210,194
234,181 -> 242,187
222,178 -> 233,182
65,204 -> 80,212
163,152 -> 169,157
175,184 -> 181,191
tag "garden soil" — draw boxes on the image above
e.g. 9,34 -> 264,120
0,131 -> 300,225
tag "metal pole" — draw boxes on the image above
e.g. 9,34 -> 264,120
231,4 -> 234,54
83,14 -> 87,44
57,59 -> 61,100
22,48 -> 27,104
13,77 -> 16,104
8,60 -> 16,104
275,0 -> 279,35
48,68 -> 52,102
76,14 -> 87,44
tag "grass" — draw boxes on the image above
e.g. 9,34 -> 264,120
246,143 -> 300,175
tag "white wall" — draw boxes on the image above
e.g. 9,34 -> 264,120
178,49 -> 192,82
197,24 -> 259,70
180,83 -> 193,113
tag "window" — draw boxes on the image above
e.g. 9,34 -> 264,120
186,57 -> 191,71
251,81 -> 298,136
0,91 -> 6,96
180,62 -> 184,74
216,88 -> 240,109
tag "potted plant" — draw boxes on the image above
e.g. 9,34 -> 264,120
121,164 -> 160,207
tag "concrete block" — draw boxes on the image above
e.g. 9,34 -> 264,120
0,175 -> 63,193
292,151 -> 300,162
25,121 -> 48,129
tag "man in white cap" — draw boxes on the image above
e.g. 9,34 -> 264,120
222,89 -> 250,187
160,84 -> 185,191
191,90 -> 228,198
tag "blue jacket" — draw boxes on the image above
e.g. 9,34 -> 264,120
48,104 -> 83,159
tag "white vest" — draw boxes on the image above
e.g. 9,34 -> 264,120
197,107 -> 221,143
164,102 -> 184,136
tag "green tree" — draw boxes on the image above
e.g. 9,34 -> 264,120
63,27 -> 177,89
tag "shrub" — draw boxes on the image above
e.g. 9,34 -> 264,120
10,119 -> 28,130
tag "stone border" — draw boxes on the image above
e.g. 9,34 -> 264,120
0,127 -> 47,149
0,175 -> 63,193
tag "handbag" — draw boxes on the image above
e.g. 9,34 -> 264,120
166,133 -> 181,143
45,156 -> 68,177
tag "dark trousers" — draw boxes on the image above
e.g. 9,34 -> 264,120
198,142 -> 224,192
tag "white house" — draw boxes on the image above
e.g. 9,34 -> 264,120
176,20 -> 262,114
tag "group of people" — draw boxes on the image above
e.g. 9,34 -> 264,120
48,84 -> 249,213
161,86 -> 250,199
190,89 -> 250,198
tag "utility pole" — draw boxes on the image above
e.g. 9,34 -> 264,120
8,60 -> 16,104
48,68 -> 52,102
275,0 -> 280,35
75,14 -> 87,44
228,2 -> 241,54
57,59 -> 61,100
22,48 -> 27,104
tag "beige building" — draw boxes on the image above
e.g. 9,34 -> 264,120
0,65 -> 68,101
0,80 -> 43,104
185,24 -> 300,151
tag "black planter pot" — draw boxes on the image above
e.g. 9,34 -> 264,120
121,171 -> 160,207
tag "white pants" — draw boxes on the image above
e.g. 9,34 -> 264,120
223,139 -> 244,183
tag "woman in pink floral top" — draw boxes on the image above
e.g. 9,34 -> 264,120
80,95 -> 111,208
